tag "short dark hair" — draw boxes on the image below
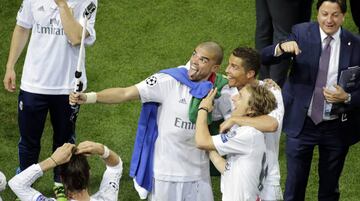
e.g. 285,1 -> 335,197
59,154 -> 90,193
316,0 -> 347,13
232,47 -> 261,76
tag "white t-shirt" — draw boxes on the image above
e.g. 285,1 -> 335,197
17,0 -> 97,95
212,125 -> 267,201
135,73 -> 210,182
8,160 -> 123,201
214,82 -> 284,186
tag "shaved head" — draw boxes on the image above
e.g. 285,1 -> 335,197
197,42 -> 223,65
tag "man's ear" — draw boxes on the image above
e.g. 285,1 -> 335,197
245,107 -> 256,117
246,70 -> 255,79
212,64 -> 220,73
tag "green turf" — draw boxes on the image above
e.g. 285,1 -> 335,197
0,0 -> 359,200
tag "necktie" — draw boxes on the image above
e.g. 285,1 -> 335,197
310,36 -> 333,125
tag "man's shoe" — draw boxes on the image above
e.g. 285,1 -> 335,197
53,184 -> 67,201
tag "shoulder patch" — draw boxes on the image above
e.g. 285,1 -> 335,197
225,130 -> 236,139
145,75 -> 158,87
220,134 -> 228,143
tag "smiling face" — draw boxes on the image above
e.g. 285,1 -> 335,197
317,1 -> 345,35
225,54 -> 255,89
188,43 -> 221,81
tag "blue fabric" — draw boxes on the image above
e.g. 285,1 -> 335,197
129,102 -> 158,192
129,67 -> 213,192
160,67 -> 213,98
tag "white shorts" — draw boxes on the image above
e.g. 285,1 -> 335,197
259,184 -> 283,201
148,178 -> 214,201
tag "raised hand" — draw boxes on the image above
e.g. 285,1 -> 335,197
277,41 -> 302,55
51,143 -> 76,166
199,88 -> 217,112
76,141 -> 104,156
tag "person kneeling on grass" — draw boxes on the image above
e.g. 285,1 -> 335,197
9,141 -> 122,201
195,84 -> 277,201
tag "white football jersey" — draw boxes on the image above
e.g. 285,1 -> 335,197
8,160 -> 122,201
214,81 -> 284,186
17,0 -> 97,94
212,125 -> 267,201
136,73 -> 210,182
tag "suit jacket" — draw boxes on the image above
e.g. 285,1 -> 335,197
261,22 -> 360,143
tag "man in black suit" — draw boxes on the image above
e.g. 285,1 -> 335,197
255,0 -> 313,87
261,0 -> 360,200
350,0 -> 360,33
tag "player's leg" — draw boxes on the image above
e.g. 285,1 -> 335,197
18,90 -> 48,172
49,94 -> 76,182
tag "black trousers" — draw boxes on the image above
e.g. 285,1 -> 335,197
350,0 -> 360,33
284,117 -> 350,201
18,90 -> 77,182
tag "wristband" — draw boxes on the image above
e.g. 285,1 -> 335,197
50,157 -> 58,166
101,145 -> 110,159
198,107 -> 209,113
85,92 -> 97,104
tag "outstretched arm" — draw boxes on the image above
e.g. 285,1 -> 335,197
69,85 -> 140,105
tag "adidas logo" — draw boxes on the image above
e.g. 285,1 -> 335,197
38,6 -> 45,11
179,98 -> 187,104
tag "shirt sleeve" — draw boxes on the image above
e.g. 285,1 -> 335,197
8,164 -> 55,201
267,87 -> 284,131
91,158 -> 123,201
212,126 -> 258,156
80,0 -> 97,45
16,0 -> 34,29
135,73 -> 174,103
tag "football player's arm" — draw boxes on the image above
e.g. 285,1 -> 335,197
9,143 -> 75,201
195,88 -> 217,150
55,0 -> 88,45
220,115 -> 278,133
209,150 -> 226,174
69,86 -> 140,105
4,25 -> 30,92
